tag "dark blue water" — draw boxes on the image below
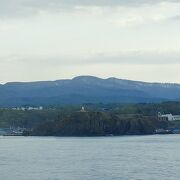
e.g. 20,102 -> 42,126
0,135 -> 180,180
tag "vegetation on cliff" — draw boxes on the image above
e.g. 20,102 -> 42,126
1,101 -> 180,136
30,111 -> 157,136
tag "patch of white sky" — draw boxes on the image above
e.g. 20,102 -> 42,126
0,0 -> 180,83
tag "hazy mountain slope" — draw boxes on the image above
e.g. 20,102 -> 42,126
0,76 -> 179,107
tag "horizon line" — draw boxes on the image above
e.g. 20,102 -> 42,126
1,75 -> 180,85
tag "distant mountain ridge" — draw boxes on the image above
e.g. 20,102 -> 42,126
0,76 -> 180,107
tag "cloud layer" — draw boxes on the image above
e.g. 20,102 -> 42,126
1,0 -> 180,17
0,0 -> 180,83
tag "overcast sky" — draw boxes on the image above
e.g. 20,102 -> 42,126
1,0 -> 180,83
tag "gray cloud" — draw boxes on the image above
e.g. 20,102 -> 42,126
0,0 -> 180,18
83,52 -> 180,65
1,51 -> 180,83
169,15 -> 180,21
1,51 -> 180,66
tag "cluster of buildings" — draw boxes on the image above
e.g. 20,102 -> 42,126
158,112 -> 180,121
156,112 -> 180,134
11,106 -> 43,111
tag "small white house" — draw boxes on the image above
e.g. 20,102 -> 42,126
80,106 -> 86,112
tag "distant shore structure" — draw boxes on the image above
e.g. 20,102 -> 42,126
80,106 -> 86,112
11,106 -> 43,111
158,112 -> 180,121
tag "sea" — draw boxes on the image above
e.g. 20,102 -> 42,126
0,135 -> 180,180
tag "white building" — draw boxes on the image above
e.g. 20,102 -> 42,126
173,115 -> 180,121
27,106 -> 43,110
158,112 -> 180,121
80,106 -> 86,112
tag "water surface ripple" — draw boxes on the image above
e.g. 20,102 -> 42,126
0,135 -> 180,180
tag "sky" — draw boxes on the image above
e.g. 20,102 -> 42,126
0,0 -> 180,83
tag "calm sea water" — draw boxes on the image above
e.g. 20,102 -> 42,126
0,135 -> 180,180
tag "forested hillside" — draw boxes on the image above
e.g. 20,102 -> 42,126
0,76 -> 180,107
